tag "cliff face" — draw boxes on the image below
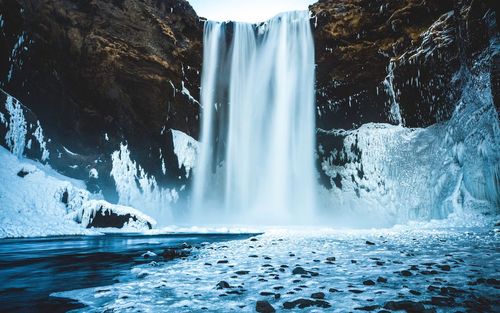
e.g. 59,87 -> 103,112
0,0 -> 498,200
311,0 -> 498,130
0,0 -> 202,198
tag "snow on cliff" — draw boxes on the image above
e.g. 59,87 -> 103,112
0,145 -> 156,238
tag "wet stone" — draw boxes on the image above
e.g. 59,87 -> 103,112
363,280 -> 376,286
311,292 -> 325,299
256,300 -> 275,313
383,300 -> 425,312
292,267 -> 308,275
283,299 -> 331,309
431,296 -> 455,306
216,281 -> 231,289
401,270 -> 413,277
354,305 -> 381,311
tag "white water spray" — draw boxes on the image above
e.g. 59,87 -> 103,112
193,11 -> 317,224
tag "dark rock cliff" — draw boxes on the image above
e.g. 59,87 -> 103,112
311,0 -> 498,130
0,0 -> 497,199
0,0 -> 202,199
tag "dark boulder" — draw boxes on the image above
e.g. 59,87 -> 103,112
256,301 -> 275,313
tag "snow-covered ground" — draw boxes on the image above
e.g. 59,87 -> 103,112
54,224 -> 500,312
0,145 -> 156,238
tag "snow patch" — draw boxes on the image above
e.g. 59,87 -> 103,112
0,145 -> 155,238
89,168 -> 99,179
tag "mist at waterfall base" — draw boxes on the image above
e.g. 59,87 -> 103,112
191,11 -> 317,226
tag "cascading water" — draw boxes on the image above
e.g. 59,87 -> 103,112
193,11 -> 317,224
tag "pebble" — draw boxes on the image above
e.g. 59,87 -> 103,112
256,300 -> 275,313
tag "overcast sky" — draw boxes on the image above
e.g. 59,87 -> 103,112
187,0 -> 318,23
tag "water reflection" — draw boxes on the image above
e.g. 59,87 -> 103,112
0,233 -> 256,312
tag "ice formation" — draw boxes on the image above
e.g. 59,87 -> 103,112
1,91 -> 51,162
4,94 -> 27,157
193,11 -> 317,224
171,129 -> 199,178
319,48 -> 499,227
0,145 -> 154,238
110,143 -> 177,224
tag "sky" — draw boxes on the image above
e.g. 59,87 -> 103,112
187,0 -> 318,23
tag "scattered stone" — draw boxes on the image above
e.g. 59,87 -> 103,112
17,169 -> 30,177
249,255 -> 258,258
260,291 -> 274,296
409,290 -> 422,296
354,305 -> 381,311
437,265 -> 451,271
311,292 -> 325,299
292,267 -> 308,275
351,260 -> 357,263
235,270 -> 249,275
376,261 -> 385,266
383,300 -> 425,312
486,278 -> 500,285
427,285 -> 440,292
326,257 -> 336,262
329,288 -> 340,293
216,281 -> 231,289
217,260 -> 229,264
349,289 -> 364,294
363,280 -> 376,286
283,299 -> 331,309
401,270 -> 413,277
162,248 -> 189,260
377,277 -> 387,283
250,238 -> 258,242
365,241 -> 375,245
204,263 -> 212,266
431,296 -> 455,306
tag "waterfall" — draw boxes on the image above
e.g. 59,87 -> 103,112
193,11 -> 317,224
